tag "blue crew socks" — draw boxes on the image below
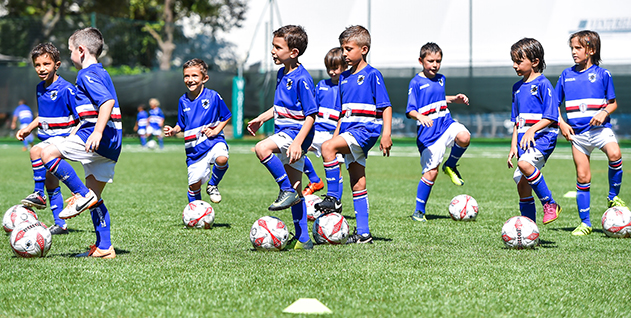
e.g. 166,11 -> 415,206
576,182 -> 591,227
291,198 -> 309,243
158,137 -> 164,149
32,159 -> 46,195
608,159 -> 623,200
519,196 -> 536,222
353,190 -> 370,235
525,168 -> 555,204
337,176 -> 344,200
140,136 -> 147,146
209,163 -> 229,186
47,187 -> 65,227
90,200 -> 111,249
324,160 -> 341,200
261,154 -> 293,192
444,143 -> 468,168
187,188 -> 201,202
416,177 -> 434,214
45,158 -> 89,196
303,156 -> 321,184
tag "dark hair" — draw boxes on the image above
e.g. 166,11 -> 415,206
183,58 -> 208,77
324,47 -> 346,70
31,43 -> 60,63
339,25 -> 371,53
569,30 -> 601,66
510,38 -> 546,73
420,42 -> 442,59
273,25 -> 308,57
69,27 -> 104,57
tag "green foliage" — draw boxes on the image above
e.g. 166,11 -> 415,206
104,65 -> 150,76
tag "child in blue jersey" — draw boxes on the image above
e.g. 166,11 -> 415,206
407,43 -> 471,222
507,38 -> 561,225
314,25 -> 393,244
39,27 -> 121,258
164,58 -> 231,204
555,30 -> 625,236
11,100 -> 34,151
17,43 -> 79,235
134,104 -> 148,147
302,47 -> 347,196
247,25 -> 317,250
147,98 -> 165,149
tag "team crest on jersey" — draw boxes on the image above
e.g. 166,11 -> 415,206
530,85 -> 538,95
202,99 -> 210,109
286,79 -> 293,90
41,121 -> 49,130
438,78 -> 444,86
518,117 -> 525,129
588,73 -> 597,83
50,90 -> 58,100
579,103 -> 587,113
357,75 -> 365,85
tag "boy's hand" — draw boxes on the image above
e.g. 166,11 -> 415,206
380,135 -> 392,157
454,94 -> 469,105
15,128 -> 30,141
164,125 -> 175,137
519,129 -> 536,150
559,121 -> 575,141
247,119 -> 262,136
287,141 -> 302,164
417,115 -> 433,127
590,110 -> 607,126
202,127 -> 220,138
86,131 -> 103,152
507,146 -> 517,168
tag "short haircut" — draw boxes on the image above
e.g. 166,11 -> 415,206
420,42 -> 442,59
339,25 -> 371,53
570,30 -> 601,66
324,47 -> 346,70
273,25 -> 308,57
69,27 -> 104,57
31,43 -> 60,63
149,98 -> 160,107
183,58 -> 208,77
510,38 -> 546,73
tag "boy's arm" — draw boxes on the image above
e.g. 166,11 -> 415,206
203,119 -> 230,138
590,98 -> 617,127
85,99 -> 115,152
287,114 -> 315,164
247,107 -> 274,136
407,109 -> 433,127
380,106 -> 392,156
507,123 -> 519,168
10,115 -> 17,130
520,118 -> 554,151
164,124 -> 181,137
557,106 -> 574,141
15,117 -> 39,141
446,94 -> 470,105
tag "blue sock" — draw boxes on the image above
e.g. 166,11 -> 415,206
140,136 -> 147,146
209,163 -> 228,186
608,159 -> 623,200
303,156 -> 321,184
576,182 -> 591,227
45,158 -> 88,196
187,188 -> 201,202
525,168 -> 555,204
32,159 -> 46,195
261,154 -> 293,191
519,196 -> 536,222
291,198 -> 309,243
324,160 -> 341,199
444,143 -> 467,168
415,177 -> 434,214
90,200 -> 111,249
47,187 -> 65,228
337,175 -> 344,200
158,137 -> 164,149
353,190 -> 370,235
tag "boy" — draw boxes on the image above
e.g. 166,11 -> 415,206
247,25 -> 317,250
39,27 -> 121,258
314,25 -> 393,244
17,43 -> 79,235
134,104 -> 148,147
507,38 -> 561,225
164,58 -> 231,204
11,99 -> 34,151
147,98 -> 164,149
406,42 -> 471,222
302,47 -> 347,196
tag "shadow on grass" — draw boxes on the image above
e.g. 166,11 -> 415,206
52,247 -> 131,258
537,239 -> 558,248
426,214 -> 451,220
212,223 -> 231,228
556,226 -> 604,234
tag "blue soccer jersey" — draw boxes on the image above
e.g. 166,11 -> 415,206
555,64 -> 615,135
338,65 -> 391,156
406,73 -> 455,152
273,64 -> 318,151
74,63 -> 122,162
314,79 -> 341,132
36,76 -> 78,141
177,88 -> 232,166
511,75 -> 559,159
136,110 -> 148,129
13,104 -> 33,126
149,107 -> 165,130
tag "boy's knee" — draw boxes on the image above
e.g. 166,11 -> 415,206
456,132 -> 470,147
215,156 -> 228,166
517,160 -> 534,174
29,146 -> 42,160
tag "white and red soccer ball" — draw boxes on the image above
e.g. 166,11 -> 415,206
3,205 -> 38,233
602,206 -> 631,238
249,216 -> 289,251
312,212 -> 349,245
448,194 -> 479,221
305,195 -> 323,221
182,200 -> 215,229
9,221 -> 52,258
501,216 -> 539,249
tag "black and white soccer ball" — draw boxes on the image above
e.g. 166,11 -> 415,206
10,221 -> 52,258
602,206 -> 631,238
249,216 -> 289,251
3,205 -> 38,233
501,216 -> 539,249
304,195 -> 323,221
312,212 -> 349,245
448,194 -> 479,221
182,200 -> 215,229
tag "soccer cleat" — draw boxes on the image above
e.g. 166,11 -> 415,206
285,237 -> 314,250
76,245 -> 116,259
542,202 -> 561,224
410,211 -> 427,222
268,190 -> 301,211
345,230 -> 373,244
314,195 -> 342,215
607,196 -> 627,208
21,192 -> 47,210
59,189 -> 98,220
302,180 -> 325,196
48,224 -> 68,235
443,165 -> 464,186
206,184 -> 222,203
571,222 -> 592,236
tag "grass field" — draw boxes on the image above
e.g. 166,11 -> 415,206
1,139 -> 630,317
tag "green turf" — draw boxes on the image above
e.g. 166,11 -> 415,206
0,142 -> 630,317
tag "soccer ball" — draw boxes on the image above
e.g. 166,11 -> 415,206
3,205 -> 38,233
501,216 -> 540,249
448,194 -> 479,221
305,195 -> 323,221
9,221 -> 52,258
312,212 -> 350,245
602,206 -> 631,238
146,139 -> 157,149
182,200 -> 215,229
249,216 -> 289,251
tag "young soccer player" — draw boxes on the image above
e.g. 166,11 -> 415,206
302,47 -> 347,196
17,43 -> 79,235
134,104 -> 148,147
38,27 -> 121,258
11,99 -> 34,151
247,25 -> 317,250
147,98 -> 165,149
164,58 -> 231,204
407,42 -> 471,222
314,25 -> 393,244
555,30 -> 625,236
507,38 -> 561,225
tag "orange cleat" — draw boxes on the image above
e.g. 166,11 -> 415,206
302,180 -> 324,196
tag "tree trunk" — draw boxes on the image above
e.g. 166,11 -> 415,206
158,0 -> 175,70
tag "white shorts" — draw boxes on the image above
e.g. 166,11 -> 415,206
269,132 -> 305,171
513,148 -> 546,184
310,130 -> 333,157
420,122 -> 469,174
55,135 -> 116,183
571,127 -> 618,156
33,136 -> 66,150
146,126 -> 162,137
187,142 -> 229,185
340,132 -> 366,168
137,128 -> 146,136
